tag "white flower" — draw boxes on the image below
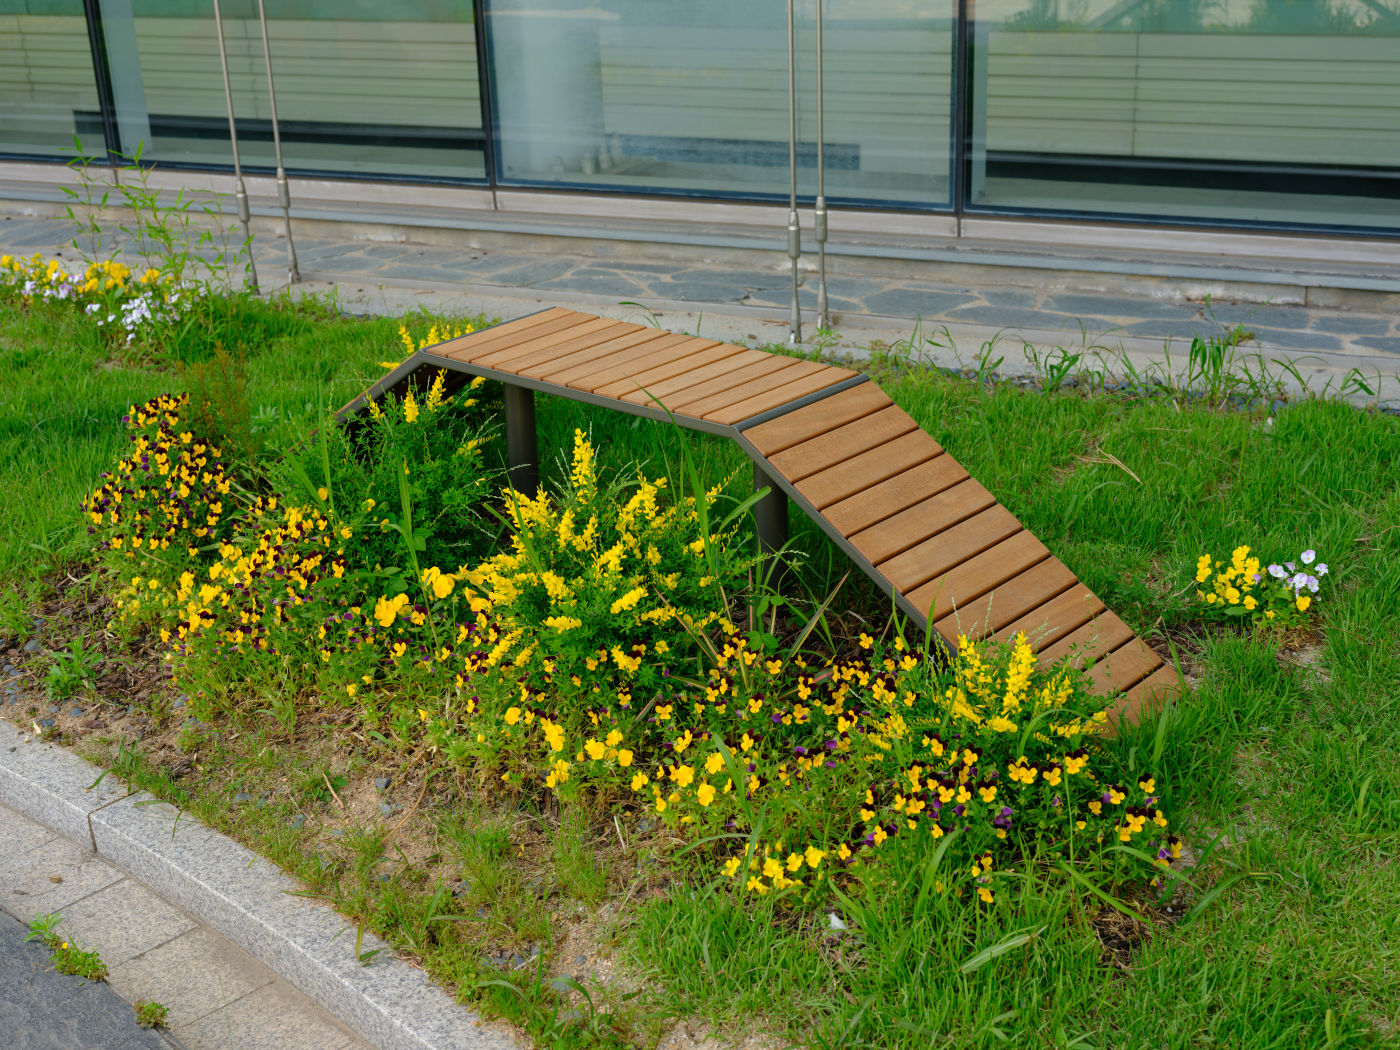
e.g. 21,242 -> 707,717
1316,564 -> 1328,575
1301,550 -> 1315,565
1268,564 -> 1287,579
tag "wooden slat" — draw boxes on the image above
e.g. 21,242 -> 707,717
708,366 -> 858,425
456,314 -> 604,367
823,454 -> 968,538
798,430 -> 942,511
1107,665 -> 1181,732
932,557 -> 1078,642
879,504 -> 1022,594
583,339 -> 742,395
434,308 -> 575,360
471,316 -> 624,371
995,584 -> 1105,651
1085,638 -> 1162,696
608,346 -> 768,402
916,530 -> 1051,623
743,381 -> 892,455
623,353 -> 793,409
1036,612 -> 1135,669
546,332 -> 703,386
513,325 -> 663,380
478,319 -> 645,376
768,404 -> 917,483
674,359 -> 831,419
848,478 -> 996,565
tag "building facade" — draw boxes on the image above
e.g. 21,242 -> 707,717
3,0 -> 1398,239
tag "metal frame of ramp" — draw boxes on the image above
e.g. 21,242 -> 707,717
339,307 -> 1179,726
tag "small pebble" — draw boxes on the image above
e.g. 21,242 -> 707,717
378,802 -> 396,817
70,707 -> 82,717
233,791 -> 254,803
374,776 -> 391,791
377,873 -> 391,883
548,976 -> 573,993
23,639 -> 40,653
38,718 -> 54,727
510,953 -> 526,968
3,663 -> 16,673
289,814 -> 305,829
328,827 -> 345,838
48,705 -> 59,715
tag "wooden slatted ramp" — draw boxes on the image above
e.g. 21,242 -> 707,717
342,307 -> 1179,725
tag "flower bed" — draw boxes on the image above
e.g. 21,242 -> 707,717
80,371 -> 1181,912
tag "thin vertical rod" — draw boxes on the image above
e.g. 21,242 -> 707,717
255,0 -> 299,283
814,0 -> 829,331
212,0 -> 258,292
785,0 -> 802,345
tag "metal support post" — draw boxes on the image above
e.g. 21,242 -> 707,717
814,0 -> 830,332
503,384 -> 539,497
255,0 -> 300,283
212,0 -> 258,293
752,459 -> 790,594
785,0 -> 802,345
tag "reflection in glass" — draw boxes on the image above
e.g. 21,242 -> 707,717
970,0 -> 1400,228
0,0 -> 103,158
488,0 -> 956,208
101,1 -> 485,179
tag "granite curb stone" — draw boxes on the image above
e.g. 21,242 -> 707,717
0,719 -> 131,847
0,721 -> 518,1050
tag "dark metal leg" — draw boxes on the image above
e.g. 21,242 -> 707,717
504,384 -> 538,497
752,459 -> 789,593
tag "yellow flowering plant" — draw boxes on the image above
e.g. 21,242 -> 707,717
1194,544 -> 1328,628
2,250 -> 199,351
689,631 -> 1177,905
459,430 -> 749,729
83,393 -> 238,598
267,370 -> 497,581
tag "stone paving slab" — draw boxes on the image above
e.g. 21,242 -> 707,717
0,719 -> 519,1050
107,927 -> 275,1033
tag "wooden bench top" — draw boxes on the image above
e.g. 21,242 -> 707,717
342,307 -> 1178,724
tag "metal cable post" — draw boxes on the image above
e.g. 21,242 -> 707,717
814,0 -> 829,332
256,0 -> 299,283
785,0 -> 802,345
212,0 -> 258,293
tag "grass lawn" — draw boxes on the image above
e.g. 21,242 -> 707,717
1,289 -> 1398,1049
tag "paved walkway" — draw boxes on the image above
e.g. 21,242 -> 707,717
2,206 -> 1398,407
1,902 -> 172,1050
0,801 -> 370,1050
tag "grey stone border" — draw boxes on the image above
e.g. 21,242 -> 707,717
0,720 -> 518,1050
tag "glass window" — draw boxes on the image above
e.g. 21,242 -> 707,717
487,0 -> 956,208
968,0 -> 1400,229
101,0 -> 485,179
0,0 -> 104,159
